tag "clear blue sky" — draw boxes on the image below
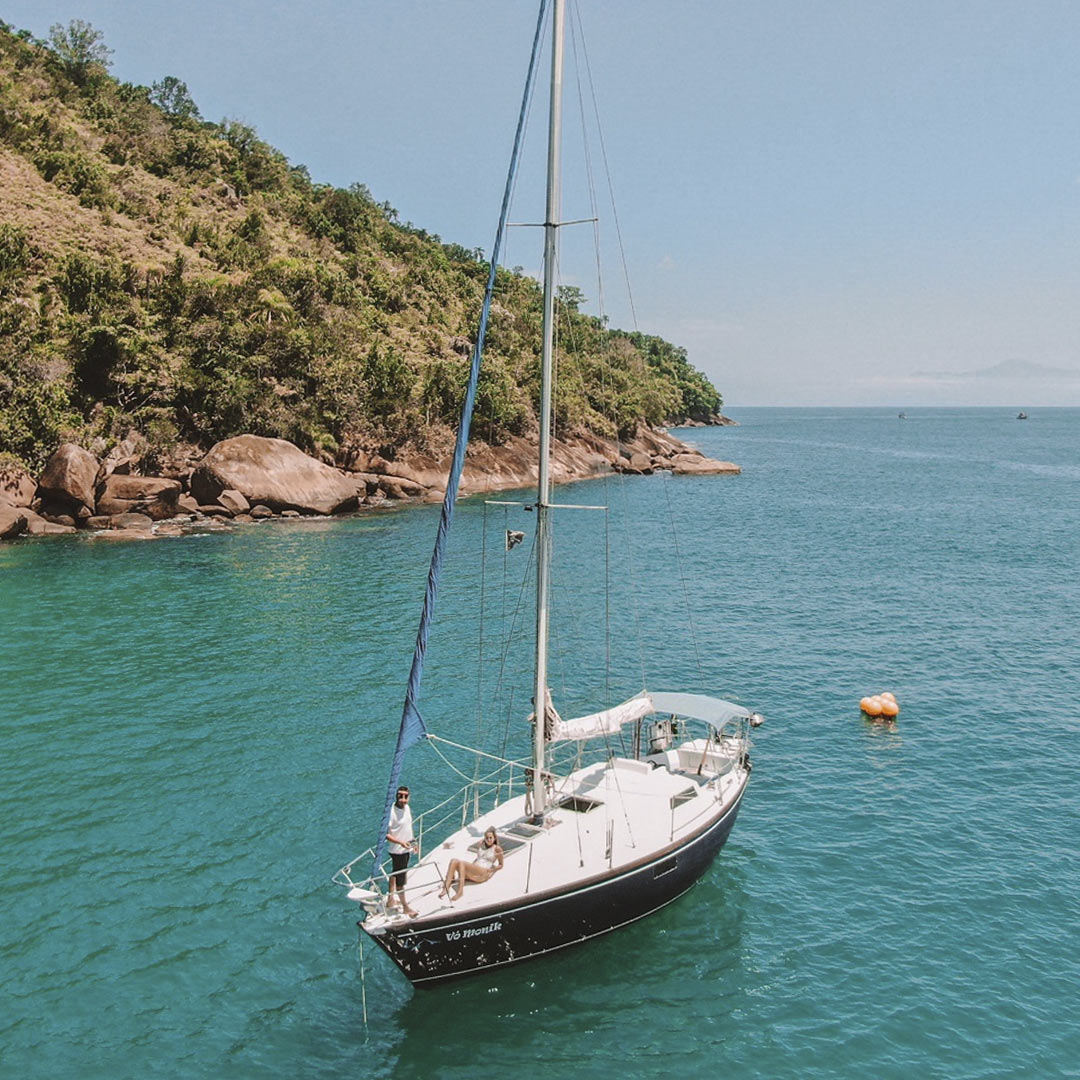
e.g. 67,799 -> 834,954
6,0 -> 1080,406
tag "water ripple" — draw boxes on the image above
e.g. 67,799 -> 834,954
2,408 -> 1079,1078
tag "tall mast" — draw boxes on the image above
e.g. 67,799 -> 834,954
531,0 -> 564,822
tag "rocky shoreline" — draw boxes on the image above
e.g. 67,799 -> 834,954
0,423 -> 739,543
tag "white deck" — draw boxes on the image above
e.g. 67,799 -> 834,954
366,739 -> 747,929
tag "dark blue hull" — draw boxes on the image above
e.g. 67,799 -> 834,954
365,776 -> 747,985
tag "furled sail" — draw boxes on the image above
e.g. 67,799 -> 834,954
547,691 -> 753,743
548,692 -> 655,742
370,1 -> 551,874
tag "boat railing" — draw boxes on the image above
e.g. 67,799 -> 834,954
333,849 -> 449,915
414,755 -> 526,849
334,717 -> 755,897
333,754 -> 526,902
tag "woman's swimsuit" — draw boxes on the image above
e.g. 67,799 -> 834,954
474,843 -> 498,869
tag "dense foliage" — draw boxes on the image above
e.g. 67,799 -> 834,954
0,21 -> 722,472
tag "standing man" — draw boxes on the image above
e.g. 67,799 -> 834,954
387,785 -> 419,916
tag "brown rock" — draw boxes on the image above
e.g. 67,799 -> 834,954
177,493 -> 200,514
671,457 -> 741,475
95,474 -> 182,521
338,446 -> 372,473
250,505 -> 274,519
23,510 -> 76,535
0,465 -> 37,508
669,452 -> 706,466
348,473 -> 381,497
38,498 -> 91,523
38,444 -> 99,514
98,474 -> 181,502
377,475 -> 426,499
96,529 -> 154,541
217,489 -> 250,515
199,505 -> 233,517
190,435 -> 358,516
109,512 -> 154,530
1,505 -> 28,539
381,458 -> 445,491
97,434 -> 147,483
41,511 -> 77,528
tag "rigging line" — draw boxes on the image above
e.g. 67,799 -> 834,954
568,2 -> 644,710
604,505 -> 611,705
499,504 -> 509,665
370,0 -> 551,876
604,754 -> 638,850
494,529 -> 538,761
563,14 -> 617,454
618,463 -> 650,690
475,502 -> 488,756
427,734 -> 528,771
427,738 -> 506,785
573,0 -> 638,331
567,2 -> 606,324
661,470 -> 704,678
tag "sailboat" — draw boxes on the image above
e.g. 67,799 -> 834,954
334,0 -> 763,987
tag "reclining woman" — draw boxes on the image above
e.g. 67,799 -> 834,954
440,827 -> 504,901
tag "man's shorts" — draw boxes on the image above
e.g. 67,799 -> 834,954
390,851 -> 410,885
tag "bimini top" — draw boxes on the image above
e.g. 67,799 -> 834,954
548,691 -> 752,743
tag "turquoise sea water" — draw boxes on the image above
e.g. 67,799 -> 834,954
2,407 -> 1078,1079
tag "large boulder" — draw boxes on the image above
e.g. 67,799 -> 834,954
22,509 -> 76,535
0,505 -> 28,540
0,465 -> 37,508
108,512 -> 154,531
670,454 -> 740,475
614,450 -> 654,475
190,436 -> 358,516
216,489 -> 250,515
38,444 -> 98,515
97,433 -> 148,484
95,475 -> 182,520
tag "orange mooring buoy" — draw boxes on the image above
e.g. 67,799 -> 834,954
860,692 -> 899,718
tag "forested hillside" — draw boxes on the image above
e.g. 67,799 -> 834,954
0,20 -> 723,473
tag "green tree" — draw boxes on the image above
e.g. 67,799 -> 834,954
556,284 -> 586,312
48,20 -> 112,84
150,76 -> 201,121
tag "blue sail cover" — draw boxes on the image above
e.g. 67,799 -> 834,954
371,0 -> 550,875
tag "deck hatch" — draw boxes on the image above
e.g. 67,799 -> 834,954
506,822 -> 545,839
557,795 -> 603,814
468,834 -> 526,855
670,786 -> 697,809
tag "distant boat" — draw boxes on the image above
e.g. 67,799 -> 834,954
898,412 -> 907,420
1017,412 -> 1029,420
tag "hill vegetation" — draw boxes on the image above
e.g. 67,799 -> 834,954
0,20 -> 723,473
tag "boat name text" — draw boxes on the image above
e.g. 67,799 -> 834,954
445,921 -> 503,941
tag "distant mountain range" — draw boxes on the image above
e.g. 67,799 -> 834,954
910,359 -> 1080,381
